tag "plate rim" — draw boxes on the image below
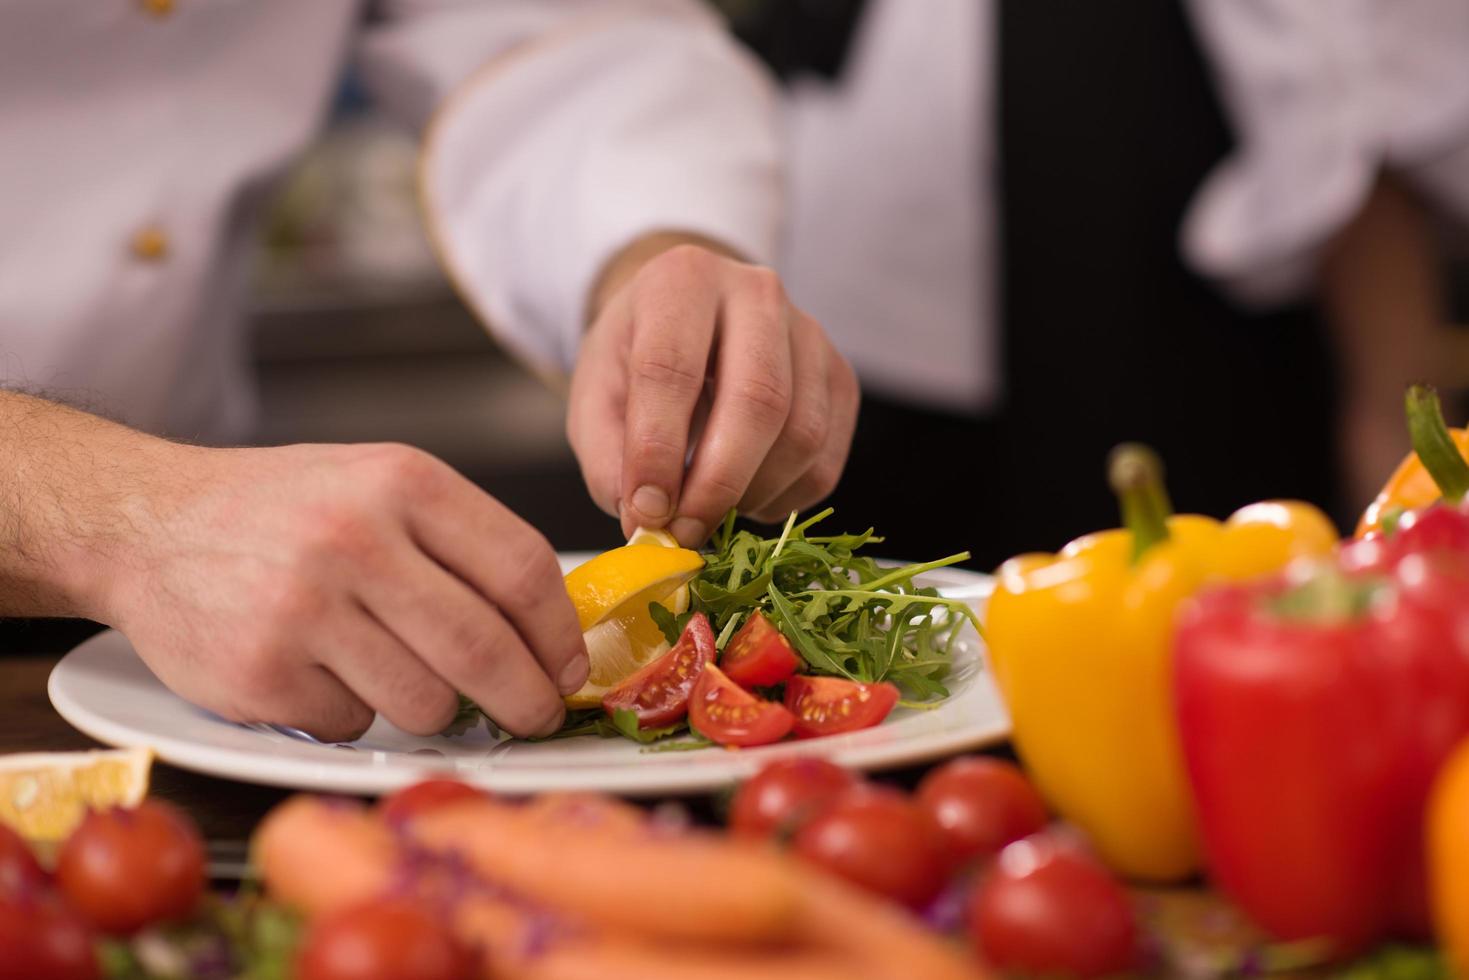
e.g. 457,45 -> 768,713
48,561 -> 1006,797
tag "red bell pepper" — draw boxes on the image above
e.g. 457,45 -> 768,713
1173,551 -> 1469,954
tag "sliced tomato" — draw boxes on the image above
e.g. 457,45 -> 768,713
784,675 -> 900,739
689,664 -> 794,747
603,612 -> 715,728
720,611 -> 801,688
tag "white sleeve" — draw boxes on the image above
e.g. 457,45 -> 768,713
355,1 -> 785,377
1182,0 -> 1469,306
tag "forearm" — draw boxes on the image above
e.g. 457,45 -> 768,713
0,391 -> 184,619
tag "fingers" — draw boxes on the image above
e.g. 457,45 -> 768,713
358,541 -> 569,738
753,350 -> 860,523
666,268 -> 795,545
736,312 -> 837,518
616,246 -> 721,536
317,604 -> 461,737
229,660 -> 376,745
395,453 -> 588,702
567,292 -> 630,518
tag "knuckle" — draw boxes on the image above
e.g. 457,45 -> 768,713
394,684 -> 460,737
362,443 -> 440,500
730,373 -> 792,427
232,652 -> 289,703
740,265 -> 786,305
782,407 -> 829,458
632,343 -> 705,395
648,243 -> 716,283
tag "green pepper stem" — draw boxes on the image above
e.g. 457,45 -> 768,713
1107,443 -> 1173,564
1406,384 -> 1469,504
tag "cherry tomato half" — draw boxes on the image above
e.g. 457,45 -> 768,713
721,611 -> 801,688
784,675 -> 899,739
296,898 -> 477,980
56,801 -> 205,935
0,892 -> 99,980
917,757 -> 1049,866
969,835 -> 1138,978
689,664 -> 795,747
793,788 -> 949,909
0,823 -> 46,896
728,758 -> 860,839
379,780 -> 488,828
603,612 -> 716,728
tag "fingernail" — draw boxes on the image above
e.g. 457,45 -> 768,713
669,517 -> 706,546
558,657 -> 590,696
631,484 -> 671,521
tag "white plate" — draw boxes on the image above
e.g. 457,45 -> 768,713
48,554 -> 1007,797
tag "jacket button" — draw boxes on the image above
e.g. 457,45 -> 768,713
140,0 -> 174,17
129,226 -> 169,262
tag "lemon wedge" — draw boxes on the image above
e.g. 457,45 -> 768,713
563,531 -> 703,708
0,747 -> 153,842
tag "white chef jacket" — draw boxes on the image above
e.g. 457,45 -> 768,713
3,1 -> 1467,442
429,0 -> 1469,414
0,0 -> 781,442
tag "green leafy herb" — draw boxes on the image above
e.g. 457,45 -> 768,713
690,509 -> 979,701
535,707 -> 688,744
648,601 -> 694,647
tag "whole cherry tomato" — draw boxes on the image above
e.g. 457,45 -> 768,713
296,899 -> 477,980
793,788 -> 948,908
916,757 -> 1049,866
0,892 -> 98,980
56,801 -> 205,935
0,823 -> 47,896
969,835 -> 1138,978
728,758 -> 860,838
379,779 -> 488,828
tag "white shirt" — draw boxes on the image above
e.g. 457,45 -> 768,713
4,0 -> 1467,439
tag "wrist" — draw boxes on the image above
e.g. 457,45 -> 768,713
585,230 -> 746,327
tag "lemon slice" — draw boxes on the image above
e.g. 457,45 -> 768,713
0,747 -> 153,842
563,531 -> 703,708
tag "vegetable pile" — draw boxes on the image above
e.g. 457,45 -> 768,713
541,508 -> 980,749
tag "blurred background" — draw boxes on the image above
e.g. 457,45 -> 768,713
4,0 -> 1468,652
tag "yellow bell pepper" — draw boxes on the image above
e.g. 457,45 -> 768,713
985,445 -> 1338,882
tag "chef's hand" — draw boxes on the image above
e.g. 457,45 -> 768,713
569,233 -> 860,546
105,441 -> 587,742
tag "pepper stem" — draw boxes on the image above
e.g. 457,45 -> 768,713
1107,443 -> 1173,564
1406,384 -> 1469,504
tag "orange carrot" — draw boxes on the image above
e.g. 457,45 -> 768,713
253,798 -> 397,916
410,799 -> 802,944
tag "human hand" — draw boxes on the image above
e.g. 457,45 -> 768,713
568,235 -> 860,545
102,442 -> 587,742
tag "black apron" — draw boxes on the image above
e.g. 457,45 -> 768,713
731,0 -> 1340,567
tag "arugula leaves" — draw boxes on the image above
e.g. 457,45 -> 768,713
689,509 -> 979,701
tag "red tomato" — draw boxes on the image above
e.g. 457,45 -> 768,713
784,675 -> 900,739
728,758 -> 860,838
0,823 -> 46,896
379,779 -> 488,828
720,611 -> 801,688
917,757 -> 1049,866
689,664 -> 795,747
0,893 -> 99,980
603,612 -> 716,728
297,899 -> 477,980
56,801 -> 205,935
792,788 -> 948,908
969,835 -> 1138,978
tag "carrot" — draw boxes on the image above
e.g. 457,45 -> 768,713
410,799 -> 803,944
253,797 -> 397,916
793,870 -> 983,980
